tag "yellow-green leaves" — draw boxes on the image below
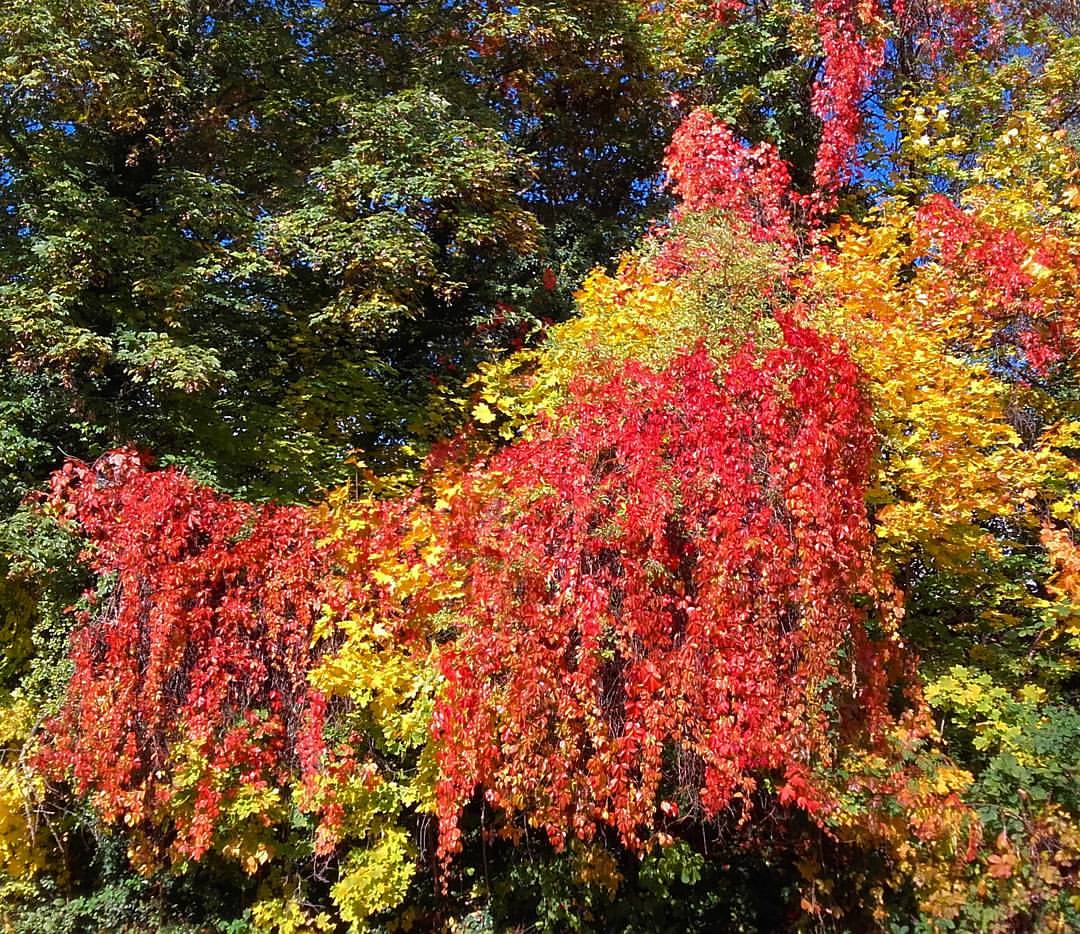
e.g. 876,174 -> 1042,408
331,828 -> 417,930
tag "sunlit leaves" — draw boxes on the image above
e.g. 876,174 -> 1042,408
433,331 -> 899,864
35,450 -> 332,867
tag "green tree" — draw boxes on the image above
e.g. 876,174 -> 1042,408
0,0 -> 673,505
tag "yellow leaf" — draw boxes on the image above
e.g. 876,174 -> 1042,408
472,401 -> 497,424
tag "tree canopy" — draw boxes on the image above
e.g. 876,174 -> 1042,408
2,0 -> 1079,931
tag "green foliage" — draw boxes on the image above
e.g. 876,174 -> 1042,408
3,835 -> 260,934
4,0 -> 1080,931
927,668 -> 1080,822
471,837 -> 806,933
644,0 -> 822,184
0,0 -> 671,500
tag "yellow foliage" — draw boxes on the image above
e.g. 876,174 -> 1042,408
301,488 -> 455,926
331,827 -> 417,931
0,699 -> 49,890
464,213 -> 786,435
251,893 -> 335,934
811,198 -> 1080,592
544,259 -> 685,379
885,35 -> 1080,210
827,733 -> 982,923
571,841 -> 622,897
1040,525 -> 1080,646
123,738 -> 287,875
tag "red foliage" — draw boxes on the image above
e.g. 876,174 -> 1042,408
36,450 -> 331,861
916,193 -> 1080,373
432,327 -> 897,863
664,109 -> 808,249
811,0 -> 886,192
684,0 -> 885,196
899,0 -> 1006,62
670,0 -> 1011,214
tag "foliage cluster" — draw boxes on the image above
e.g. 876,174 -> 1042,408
2,0 -> 1080,931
